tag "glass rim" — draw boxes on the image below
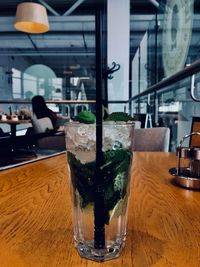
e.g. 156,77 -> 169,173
65,121 -> 135,127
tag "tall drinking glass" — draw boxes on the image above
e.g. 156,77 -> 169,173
65,121 -> 134,262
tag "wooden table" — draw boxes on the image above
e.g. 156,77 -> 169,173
0,119 -> 31,136
0,152 -> 200,266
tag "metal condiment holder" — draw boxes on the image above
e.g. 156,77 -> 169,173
169,132 -> 200,189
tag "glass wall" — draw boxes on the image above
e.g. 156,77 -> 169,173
130,0 -> 200,151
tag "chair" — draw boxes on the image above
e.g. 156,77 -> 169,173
31,116 -> 66,150
189,116 -> 200,147
32,116 -> 54,134
132,127 -> 170,152
134,120 -> 141,129
36,132 -> 66,150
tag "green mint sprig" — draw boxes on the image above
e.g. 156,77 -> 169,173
76,110 -> 96,124
67,148 -> 132,224
105,112 -> 134,122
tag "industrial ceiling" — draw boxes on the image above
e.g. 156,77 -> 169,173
0,0 -> 157,78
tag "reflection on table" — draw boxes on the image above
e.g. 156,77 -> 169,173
0,152 -> 200,266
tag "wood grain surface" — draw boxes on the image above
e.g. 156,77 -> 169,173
0,152 -> 200,266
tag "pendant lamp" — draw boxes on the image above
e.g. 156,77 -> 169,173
14,2 -> 49,34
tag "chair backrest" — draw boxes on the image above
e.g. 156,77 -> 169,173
134,120 -> 141,129
37,134 -> 66,150
32,116 -> 54,134
132,127 -> 170,152
31,115 -> 66,150
189,116 -> 200,147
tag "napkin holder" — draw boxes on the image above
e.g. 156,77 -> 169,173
169,132 -> 200,189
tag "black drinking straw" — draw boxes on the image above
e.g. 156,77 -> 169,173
94,9 -> 105,249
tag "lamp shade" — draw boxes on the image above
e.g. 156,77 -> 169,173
14,2 -> 49,34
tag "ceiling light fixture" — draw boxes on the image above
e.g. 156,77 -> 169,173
14,2 -> 49,34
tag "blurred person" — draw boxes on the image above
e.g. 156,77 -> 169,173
31,95 -> 58,131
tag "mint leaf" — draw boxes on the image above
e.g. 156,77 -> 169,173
105,112 -> 134,122
76,110 -> 96,124
67,148 -> 132,224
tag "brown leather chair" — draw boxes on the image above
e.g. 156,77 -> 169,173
31,116 -> 66,150
132,127 -> 170,152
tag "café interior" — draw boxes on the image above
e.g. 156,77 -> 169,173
0,0 -> 198,160
1,0 -> 200,266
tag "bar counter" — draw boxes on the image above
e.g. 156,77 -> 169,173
0,152 -> 200,266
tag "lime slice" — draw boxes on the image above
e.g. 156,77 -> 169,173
108,195 -> 128,223
82,196 -> 128,224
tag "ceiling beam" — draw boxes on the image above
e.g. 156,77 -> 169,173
37,0 -> 60,16
63,0 -> 85,16
0,52 -> 95,56
0,31 -> 95,36
0,14 -> 157,31
0,16 -> 95,32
